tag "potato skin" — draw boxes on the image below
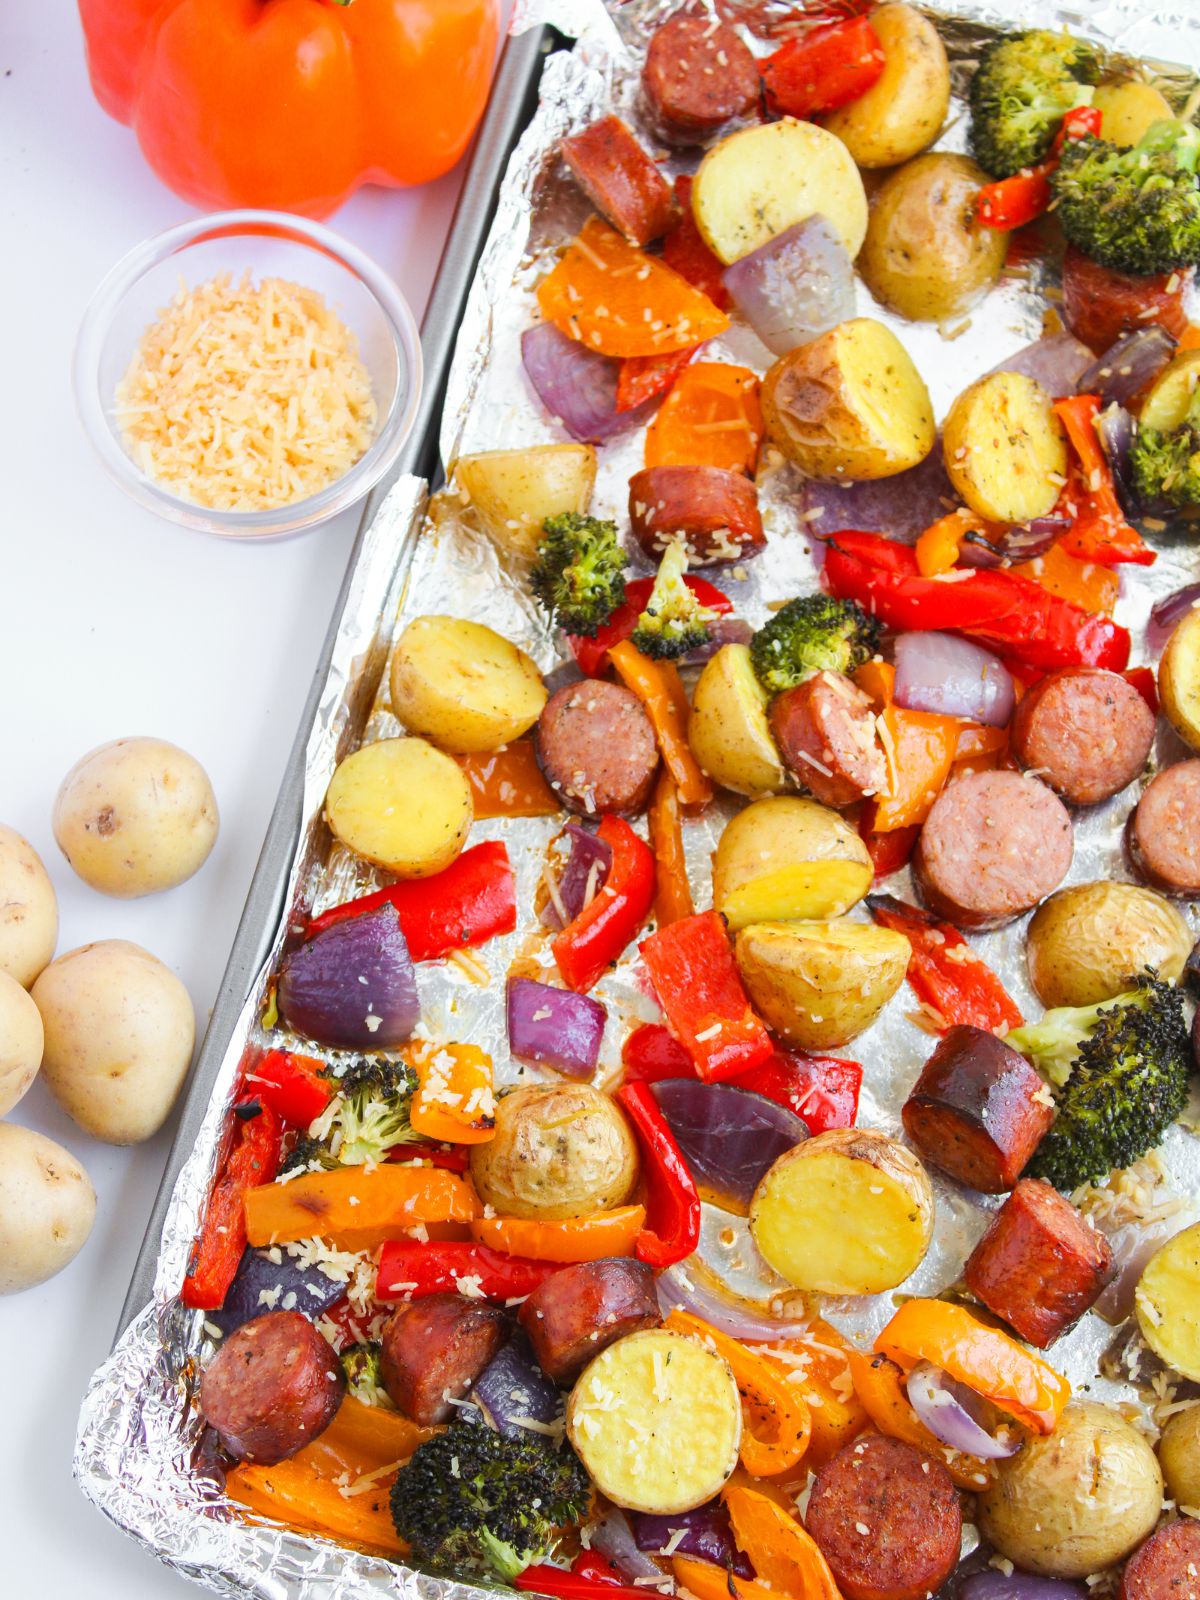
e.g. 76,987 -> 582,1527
689,644 -> 787,798
978,1402 -> 1162,1578
1158,1406 -> 1200,1508
1158,607 -> 1200,753
469,1084 -> 639,1221
943,372 -> 1068,523
823,4 -> 950,168
32,940 -> 196,1145
325,737 -> 472,878
0,1123 -> 96,1294
0,971 -> 43,1118
859,154 -> 1008,322
712,796 -> 872,931
457,444 -> 596,560
389,616 -> 547,754
1027,881 -> 1193,1009
52,737 -> 218,899
0,825 -> 57,987
735,920 -> 909,1050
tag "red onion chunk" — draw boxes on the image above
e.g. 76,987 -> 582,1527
656,1261 -> 815,1340
1094,402 -> 1138,517
650,1079 -> 807,1211
522,323 -> 655,444
212,1248 -> 348,1334
540,823 -> 612,931
959,1572 -> 1089,1600
723,216 -> 855,356
1149,581 -> 1200,650
278,902 -> 420,1049
987,333 -> 1095,396
1077,326 -> 1177,408
591,1510 -> 675,1586
957,519 -> 1067,568
507,976 -> 606,1078
894,632 -> 1014,727
801,446 -> 958,543
906,1362 -> 1020,1460
634,1504 -> 754,1576
471,1333 -> 562,1439
680,614 -> 754,665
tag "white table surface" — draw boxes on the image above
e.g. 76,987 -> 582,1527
0,3 -> 512,1594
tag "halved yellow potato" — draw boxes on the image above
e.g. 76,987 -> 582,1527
1158,607 -> 1200,752
389,616 -> 547,754
750,1129 -> 934,1294
689,644 -> 787,798
456,444 -> 596,560
823,4 -> 950,169
713,797 -> 872,931
567,1330 -> 742,1514
1141,352 -> 1200,431
735,920 -> 910,1050
1092,81 -> 1175,147
692,118 -> 869,266
325,737 -> 472,878
1135,1222 -> 1200,1380
943,372 -> 1068,523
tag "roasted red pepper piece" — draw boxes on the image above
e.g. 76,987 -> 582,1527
621,1021 -> 698,1084
571,1554 -> 629,1587
616,1080 -> 702,1268
516,1567 -> 648,1600
1054,394 -> 1154,567
248,1048 -> 331,1129
568,575 -> 732,677
553,816 -> 656,993
868,893 -> 1024,1033
306,840 -> 516,961
181,1100 -> 282,1310
661,175 -> 731,311
375,1239 -> 557,1302
762,15 -> 884,117
617,347 -> 700,414
639,910 -> 773,1082
858,814 -> 921,883
386,1144 -> 470,1172
731,1050 -> 862,1136
1124,665 -> 1159,715
977,105 -> 1102,229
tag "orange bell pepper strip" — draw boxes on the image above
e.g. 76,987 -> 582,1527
537,219 -> 730,359
757,1316 -> 868,1469
852,659 -> 958,832
875,1299 -> 1070,1435
847,1348 -> 995,1491
952,721 -> 1010,776
406,1041 -> 496,1146
1178,324 -> 1200,352
244,1165 -> 479,1252
645,362 -> 764,475
1013,541 -> 1119,617
914,511 -> 991,578
470,1206 -> 646,1263
1053,395 -> 1154,567
609,640 -> 712,808
723,1484 -> 842,1600
455,741 -> 559,819
665,1309 -> 811,1477
647,769 -> 694,928
673,1557 -> 784,1600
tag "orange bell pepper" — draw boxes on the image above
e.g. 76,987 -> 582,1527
645,362 -> 764,475
673,1557 -> 782,1600
723,1484 -> 842,1600
847,1348 -> 995,1491
244,1164 -> 479,1252
1178,324 -> 1200,352
609,641 -> 712,808
952,721 -> 1010,776
875,1299 -> 1070,1435
852,660 -> 958,831
78,0 -> 500,218
914,511 -> 991,578
1053,395 -> 1154,567
407,1041 -> 496,1146
758,1316 -> 868,1468
648,769 -> 695,928
455,741 -> 559,819
470,1206 -> 646,1263
1013,541 -> 1119,616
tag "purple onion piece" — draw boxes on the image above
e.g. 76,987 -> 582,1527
1149,581 -> 1200,650
650,1079 -> 807,1212
956,519 -> 1067,568
723,216 -> 856,356
893,632 -> 1015,727
507,976 -> 606,1078
278,903 -> 419,1050
522,323 -> 655,444
906,1362 -> 1020,1460
1094,402 -> 1139,518
471,1333 -> 563,1438
1186,934 -> 1200,996
959,1572 -> 1090,1600
540,823 -> 612,932
1076,326 -> 1177,408
800,446 -> 959,543
987,332 -> 1095,396
591,1510 -> 673,1586
210,1247 -> 349,1333
679,614 -> 754,666
656,1261 -> 815,1341
633,1503 -> 754,1577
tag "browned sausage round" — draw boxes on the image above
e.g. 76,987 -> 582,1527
1120,1519 -> 1200,1600
806,1433 -> 962,1600
642,13 -> 760,144
1127,760 -> 1200,896
560,117 -> 676,247
965,1178 -> 1116,1348
537,680 -> 660,817
199,1310 -> 344,1465
1062,245 -> 1190,354
769,670 -> 886,809
1010,668 -> 1154,806
914,771 -> 1073,930
629,466 -> 766,566
518,1257 -> 662,1384
901,1026 -> 1055,1194
380,1293 -> 506,1425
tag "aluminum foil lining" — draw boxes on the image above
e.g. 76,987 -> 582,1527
78,4 -> 1200,1598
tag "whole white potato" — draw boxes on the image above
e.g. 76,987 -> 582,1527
0,1123 -> 96,1294
0,970 -> 44,1116
32,941 -> 195,1144
0,825 -> 58,986
53,737 -> 218,898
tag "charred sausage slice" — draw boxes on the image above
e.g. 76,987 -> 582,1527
380,1293 -> 506,1425
199,1310 -> 344,1465
769,670 -> 887,809
1062,245 -> 1190,353
537,680 -> 660,817
1120,1519 -> 1200,1600
642,14 -> 761,144
1127,760 -> 1200,896
519,1257 -> 662,1384
1010,667 -> 1154,806
560,117 -> 676,247
629,466 -> 766,566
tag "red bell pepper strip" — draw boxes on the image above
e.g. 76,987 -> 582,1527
868,893 -> 1024,1033
516,1567 -> 648,1600
247,1048 -> 331,1129
616,1080 -> 702,1268
762,15 -> 885,117
822,530 -> 1131,673
661,175 -> 731,311
858,814 -> 920,883
306,841 -> 516,961
977,105 -> 1102,229
553,816 -> 656,993
569,575 -> 732,678
387,1143 -> 470,1173
617,347 -> 699,414
638,911 -> 773,1083
571,1554 -> 628,1587
1053,394 -> 1154,567
730,1050 -> 862,1136
181,1100 -> 283,1310
621,1021 -> 698,1084
375,1239 -> 557,1302
1125,665 -> 1158,715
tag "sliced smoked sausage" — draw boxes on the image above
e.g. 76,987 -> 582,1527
1062,245 -> 1190,353
965,1178 -> 1116,1348
199,1310 -> 344,1465
807,1433 -> 962,1600
1120,1519 -> 1200,1600
1010,667 -> 1154,806
560,117 -> 676,247
914,771 -> 1073,930
629,466 -> 765,566
769,670 -> 886,809
1127,759 -> 1200,896
380,1293 -> 506,1425
537,680 -> 660,817
519,1257 -> 662,1384
642,13 -> 761,144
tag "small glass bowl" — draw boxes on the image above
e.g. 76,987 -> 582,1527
74,210 -> 423,540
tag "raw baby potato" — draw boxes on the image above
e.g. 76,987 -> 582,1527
750,1128 -> 934,1294
859,154 -> 1008,323
689,644 -> 787,798
567,1329 -> 742,1514
943,371 -> 1068,523
978,1402 -> 1163,1577
735,920 -> 910,1050
1135,1221 -> 1200,1380
0,825 -> 57,986
469,1083 -> 639,1221
456,444 -> 596,560
389,616 -> 547,754
53,737 -> 219,898
0,1123 -> 96,1294
762,319 -> 935,481
1158,606 -> 1200,752
1026,881 -> 1193,1009
32,940 -> 196,1144
1157,1404 -> 1200,1507
691,117 -> 869,265
712,796 -> 872,932
325,737 -> 472,878
0,970 -> 43,1117
823,4 -> 951,168
1091,81 -> 1174,147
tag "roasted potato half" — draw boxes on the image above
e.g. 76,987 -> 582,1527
390,616 -> 546,754
1158,1405 -> 1200,1508
456,444 -> 596,560
823,4 -> 950,168
1158,606 -> 1200,752
1026,881 -> 1193,1008
735,920 -> 910,1051
325,737 -> 472,878
689,644 -> 787,798
712,797 -> 872,931
1137,350 -> 1200,431
1092,81 -> 1175,148
1135,1222 -> 1200,1381
943,372 -> 1068,523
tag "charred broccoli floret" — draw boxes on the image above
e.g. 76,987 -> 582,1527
279,1056 -> 419,1174
390,1422 -> 591,1581
750,594 -> 881,696
1131,384 -> 1200,511
1051,120 -> 1200,275
968,30 -> 1100,179
630,541 -> 721,660
531,513 -> 628,638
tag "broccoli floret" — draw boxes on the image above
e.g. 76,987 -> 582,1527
968,30 -> 1100,179
390,1422 -> 591,1582
280,1056 -> 420,1173
530,513 -> 628,638
630,541 -> 721,661
340,1342 -> 392,1408
1131,383 -> 1200,511
749,594 -> 881,696
1051,119 -> 1200,275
